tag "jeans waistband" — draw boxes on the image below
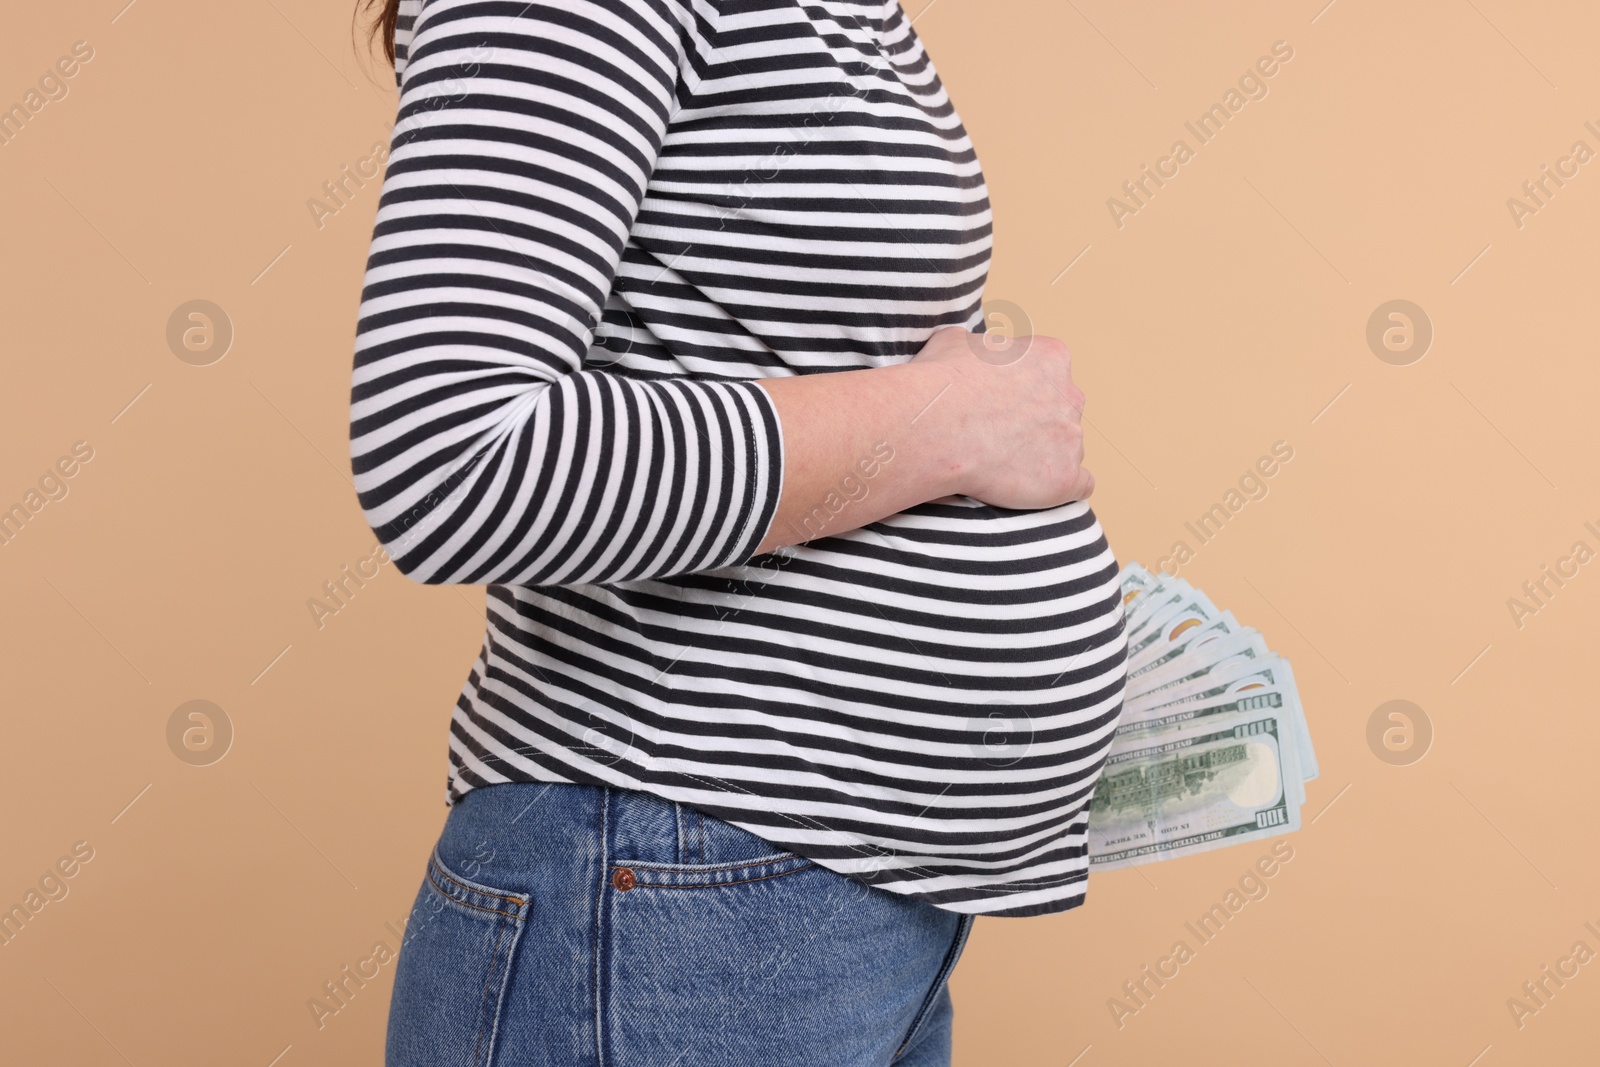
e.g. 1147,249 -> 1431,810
440,779 -> 794,881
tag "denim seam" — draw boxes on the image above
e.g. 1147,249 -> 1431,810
486,910 -> 526,1067
615,855 -> 803,876
427,884 -> 528,922
893,913 -> 975,1059
428,854 -> 528,917
594,787 -> 610,1067
470,913 -> 510,1067
616,863 -> 815,890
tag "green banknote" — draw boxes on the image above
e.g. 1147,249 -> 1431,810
1128,654 -> 1320,784
1088,711 -> 1302,869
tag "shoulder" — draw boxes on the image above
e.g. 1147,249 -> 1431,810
395,0 -> 720,87
393,0 -> 421,86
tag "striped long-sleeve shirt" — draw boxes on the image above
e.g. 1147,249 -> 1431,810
351,0 -> 1128,917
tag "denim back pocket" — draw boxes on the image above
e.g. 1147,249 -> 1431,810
598,826 -> 965,1065
385,847 -> 532,1067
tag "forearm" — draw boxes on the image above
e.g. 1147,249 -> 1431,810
355,367 -> 780,587
752,359 -> 972,555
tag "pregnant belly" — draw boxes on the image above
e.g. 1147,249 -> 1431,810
611,497 -> 1130,781
715,495 -> 1128,698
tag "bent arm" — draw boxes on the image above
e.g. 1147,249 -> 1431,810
350,0 -> 989,588
351,0 -> 785,587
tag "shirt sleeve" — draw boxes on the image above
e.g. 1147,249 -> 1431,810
350,0 -> 785,587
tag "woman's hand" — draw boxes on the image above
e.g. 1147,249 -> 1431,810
749,325 -> 1096,554
908,326 -> 1095,509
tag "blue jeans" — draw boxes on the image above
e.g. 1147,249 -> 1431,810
385,781 -> 975,1066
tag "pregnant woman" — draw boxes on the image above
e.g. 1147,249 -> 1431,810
352,1 -> 1128,1063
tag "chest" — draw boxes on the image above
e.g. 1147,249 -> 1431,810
619,0 -> 992,368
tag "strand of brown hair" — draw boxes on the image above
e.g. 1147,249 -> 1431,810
356,0 -> 402,66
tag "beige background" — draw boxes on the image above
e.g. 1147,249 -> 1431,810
2,0 -> 1596,1063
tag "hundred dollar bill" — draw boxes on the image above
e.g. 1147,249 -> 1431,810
1126,656 -> 1319,782
1122,578 -> 1195,643
1127,609 -> 1244,677
1118,561 -> 1161,607
1125,629 -> 1272,702
1087,712 -> 1302,869
1247,658 -> 1317,783
1125,655 -> 1290,711
1123,589 -> 1223,669
1116,685 -> 1309,808
1116,683 -> 1300,742
1111,565 -> 1322,800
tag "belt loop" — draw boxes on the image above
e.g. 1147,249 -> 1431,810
600,786 -> 613,883
672,800 -> 686,865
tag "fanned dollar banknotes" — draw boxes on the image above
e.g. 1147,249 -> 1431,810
1087,561 -> 1320,870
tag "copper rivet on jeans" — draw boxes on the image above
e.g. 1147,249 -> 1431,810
612,867 -> 636,892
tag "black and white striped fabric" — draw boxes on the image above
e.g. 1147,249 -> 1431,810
352,0 -> 1128,917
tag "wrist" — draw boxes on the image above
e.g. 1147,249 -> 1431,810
891,357 -> 978,500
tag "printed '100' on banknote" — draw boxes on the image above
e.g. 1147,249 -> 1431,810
1087,713 -> 1301,869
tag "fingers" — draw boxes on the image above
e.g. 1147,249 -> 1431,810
1062,384 -> 1086,420
1041,364 -> 1085,418
1069,464 -> 1095,501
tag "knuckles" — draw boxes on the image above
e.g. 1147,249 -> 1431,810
1023,335 -> 1069,363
